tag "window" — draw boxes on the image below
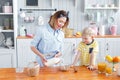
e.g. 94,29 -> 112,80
26,0 -> 38,6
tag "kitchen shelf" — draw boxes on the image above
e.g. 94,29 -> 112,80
17,35 -> 120,39
0,30 -> 14,32
84,0 -> 120,12
0,13 -> 13,15
0,48 -> 14,50
85,7 -> 119,10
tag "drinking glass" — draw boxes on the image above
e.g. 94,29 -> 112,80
105,62 -> 113,76
98,62 -> 106,73
16,67 -> 24,73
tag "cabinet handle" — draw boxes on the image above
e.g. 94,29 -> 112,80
106,43 -> 109,51
73,43 -> 77,55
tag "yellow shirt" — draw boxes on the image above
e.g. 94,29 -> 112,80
77,40 -> 99,66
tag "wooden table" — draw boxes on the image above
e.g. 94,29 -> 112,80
0,66 -> 119,80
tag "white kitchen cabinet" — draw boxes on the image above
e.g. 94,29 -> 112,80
0,0 -> 18,68
17,39 -> 36,67
17,38 -> 77,67
105,38 -> 120,57
0,49 -> 15,68
0,0 -> 17,49
93,38 -> 120,62
95,38 -> 106,59
62,38 -> 76,65
16,37 -> 120,67
96,38 -> 120,57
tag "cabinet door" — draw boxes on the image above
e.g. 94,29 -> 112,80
105,38 -> 120,57
0,49 -> 15,68
62,38 -> 76,65
95,38 -> 106,59
17,39 -> 36,67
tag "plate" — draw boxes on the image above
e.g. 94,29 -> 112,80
0,32 -> 5,46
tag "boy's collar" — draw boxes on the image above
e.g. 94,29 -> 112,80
86,39 -> 94,45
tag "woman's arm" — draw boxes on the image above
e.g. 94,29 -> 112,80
54,52 -> 62,57
31,46 -> 47,63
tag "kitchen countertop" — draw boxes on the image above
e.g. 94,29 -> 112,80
17,35 -> 120,39
0,66 -> 119,80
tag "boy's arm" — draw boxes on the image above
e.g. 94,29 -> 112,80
71,50 -> 81,66
87,52 -> 97,70
90,52 -> 96,66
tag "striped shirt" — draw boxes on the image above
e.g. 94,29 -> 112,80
77,40 -> 99,66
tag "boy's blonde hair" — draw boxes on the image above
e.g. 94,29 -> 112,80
82,27 -> 95,37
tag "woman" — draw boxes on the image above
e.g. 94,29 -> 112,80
31,10 -> 69,67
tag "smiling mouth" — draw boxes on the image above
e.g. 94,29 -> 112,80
57,25 -> 62,28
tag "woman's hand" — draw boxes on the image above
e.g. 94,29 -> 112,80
54,52 -> 62,57
40,55 -> 47,63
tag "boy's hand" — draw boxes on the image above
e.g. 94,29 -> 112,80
87,65 -> 97,71
70,64 -> 74,68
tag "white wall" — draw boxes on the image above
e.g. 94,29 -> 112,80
17,0 -> 120,35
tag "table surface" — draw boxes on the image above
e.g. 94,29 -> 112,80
0,66 -> 119,80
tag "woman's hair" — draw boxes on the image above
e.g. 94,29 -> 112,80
82,27 -> 95,37
49,10 -> 69,29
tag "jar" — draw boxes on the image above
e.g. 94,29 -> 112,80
3,18 -> 10,30
105,62 -> 113,76
27,61 -> 40,77
2,2 -> 12,13
110,25 -> 117,35
89,22 -> 98,35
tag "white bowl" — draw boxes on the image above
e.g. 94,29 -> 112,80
44,58 -> 60,67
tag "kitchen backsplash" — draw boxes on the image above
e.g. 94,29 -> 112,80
18,0 -> 120,35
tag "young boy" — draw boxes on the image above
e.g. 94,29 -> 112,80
72,27 -> 99,70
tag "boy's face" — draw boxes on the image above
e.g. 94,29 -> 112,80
82,36 -> 93,44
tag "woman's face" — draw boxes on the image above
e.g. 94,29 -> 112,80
55,17 -> 67,30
